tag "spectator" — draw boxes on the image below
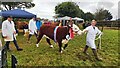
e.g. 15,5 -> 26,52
59,20 -> 62,26
36,18 -> 42,32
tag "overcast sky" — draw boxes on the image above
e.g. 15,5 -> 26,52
25,0 -> 119,20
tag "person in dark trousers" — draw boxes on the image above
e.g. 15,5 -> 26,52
2,16 -> 23,51
28,17 -> 38,43
82,20 -> 102,61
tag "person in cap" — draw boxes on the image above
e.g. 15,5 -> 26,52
82,20 -> 102,61
2,16 -> 23,51
28,16 -> 38,42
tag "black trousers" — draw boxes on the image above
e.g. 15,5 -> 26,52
5,36 -> 19,50
28,32 -> 38,41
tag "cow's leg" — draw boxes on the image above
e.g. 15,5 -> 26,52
36,33 -> 43,47
63,43 -> 68,50
58,41 -> 63,53
62,39 -> 69,50
46,38 -> 53,48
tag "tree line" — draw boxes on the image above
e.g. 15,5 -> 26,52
55,2 -> 113,21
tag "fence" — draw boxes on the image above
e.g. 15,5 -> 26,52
1,45 -> 18,68
97,20 -> 120,27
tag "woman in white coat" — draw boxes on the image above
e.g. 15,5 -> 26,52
28,17 -> 38,42
82,20 -> 102,61
2,16 -> 23,51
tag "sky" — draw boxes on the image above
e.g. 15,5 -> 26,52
1,0 -> 119,20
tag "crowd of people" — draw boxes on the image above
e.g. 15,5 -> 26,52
1,16 -> 103,61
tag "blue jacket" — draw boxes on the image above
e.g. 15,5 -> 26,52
36,20 -> 42,30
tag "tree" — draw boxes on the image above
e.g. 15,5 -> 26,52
94,8 -> 113,21
84,12 -> 94,21
55,2 -> 84,18
1,2 -> 35,10
104,10 -> 113,20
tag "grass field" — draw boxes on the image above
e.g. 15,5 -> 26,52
5,29 -> 119,66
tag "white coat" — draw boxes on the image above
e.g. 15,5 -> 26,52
83,25 -> 101,49
28,19 -> 37,35
2,20 -> 16,41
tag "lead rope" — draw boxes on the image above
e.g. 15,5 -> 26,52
95,26 -> 103,50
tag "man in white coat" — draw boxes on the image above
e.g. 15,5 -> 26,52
2,16 -> 23,51
82,20 -> 102,61
28,16 -> 38,42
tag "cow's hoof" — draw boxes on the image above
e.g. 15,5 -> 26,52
36,44 -> 39,47
50,45 -> 53,48
61,47 -> 64,51
60,51 -> 63,53
27,41 -> 31,44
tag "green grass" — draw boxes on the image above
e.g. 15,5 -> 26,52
5,29 -> 119,66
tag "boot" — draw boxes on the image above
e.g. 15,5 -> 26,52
92,49 -> 102,61
17,48 -> 23,51
83,45 -> 89,55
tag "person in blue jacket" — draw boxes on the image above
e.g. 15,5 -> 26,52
36,18 -> 42,32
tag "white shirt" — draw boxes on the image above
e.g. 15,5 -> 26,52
2,20 -> 16,41
28,19 -> 37,34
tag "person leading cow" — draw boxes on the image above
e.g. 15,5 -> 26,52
82,20 -> 103,61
